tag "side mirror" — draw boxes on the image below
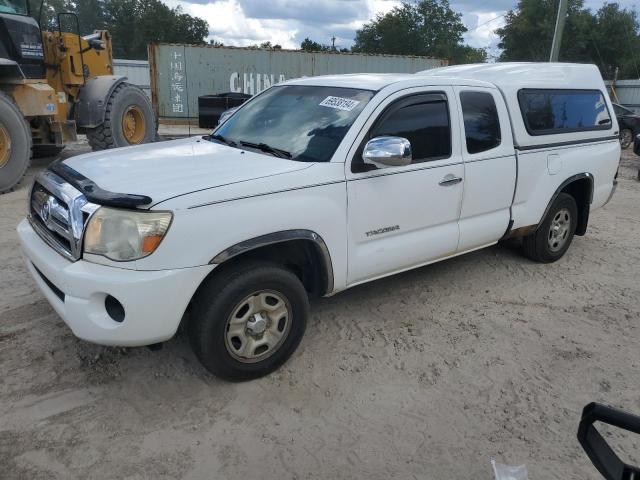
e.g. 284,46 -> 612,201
362,136 -> 412,168
578,402 -> 640,480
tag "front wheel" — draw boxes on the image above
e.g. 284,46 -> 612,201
522,192 -> 578,263
86,82 -> 156,151
188,262 -> 309,381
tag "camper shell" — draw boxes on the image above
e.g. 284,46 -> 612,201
417,63 -> 618,149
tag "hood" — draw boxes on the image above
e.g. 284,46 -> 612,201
62,137 -> 311,205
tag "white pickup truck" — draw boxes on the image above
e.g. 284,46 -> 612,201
18,63 -> 620,380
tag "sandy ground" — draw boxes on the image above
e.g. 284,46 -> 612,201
1,143 -> 639,480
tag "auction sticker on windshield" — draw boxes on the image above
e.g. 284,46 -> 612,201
319,96 -> 361,111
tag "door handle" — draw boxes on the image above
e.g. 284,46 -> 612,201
439,174 -> 463,186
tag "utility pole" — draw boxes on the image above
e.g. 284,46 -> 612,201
549,0 -> 569,62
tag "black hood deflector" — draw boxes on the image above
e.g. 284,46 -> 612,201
49,161 -> 153,208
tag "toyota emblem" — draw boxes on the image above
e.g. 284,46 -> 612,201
40,201 -> 50,222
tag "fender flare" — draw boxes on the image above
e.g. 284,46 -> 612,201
503,173 -> 594,240
539,172 -> 594,235
209,229 -> 334,295
75,75 -> 127,128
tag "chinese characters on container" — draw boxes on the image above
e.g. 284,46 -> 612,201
170,50 -> 185,114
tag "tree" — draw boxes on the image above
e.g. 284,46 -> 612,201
300,38 -> 331,52
352,0 -> 483,64
246,41 -> 283,50
454,45 -> 488,64
29,0 -> 208,60
496,0 -> 640,79
29,0 -> 66,30
590,3 -> 640,79
259,41 -> 282,50
496,0 -> 593,62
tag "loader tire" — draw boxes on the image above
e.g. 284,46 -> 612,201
0,91 -> 32,194
86,82 -> 156,151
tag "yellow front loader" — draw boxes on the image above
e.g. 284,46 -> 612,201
0,3 -> 156,192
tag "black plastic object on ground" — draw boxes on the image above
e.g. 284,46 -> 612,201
578,402 -> 640,479
198,92 -> 251,128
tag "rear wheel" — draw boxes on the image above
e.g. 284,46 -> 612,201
522,192 -> 578,263
189,262 -> 309,381
0,91 -> 32,194
86,82 -> 156,151
620,129 -> 633,149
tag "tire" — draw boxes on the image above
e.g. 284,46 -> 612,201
188,262 -> 309,381
86,82 -> 156,151
522,192 -> 578,263
0,91 -> 32,194
620,129 -> 633,149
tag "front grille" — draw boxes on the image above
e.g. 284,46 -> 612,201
30,183 -> 74,258
28,170 -> 99,261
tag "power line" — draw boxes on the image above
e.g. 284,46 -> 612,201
469,13 -> 507,32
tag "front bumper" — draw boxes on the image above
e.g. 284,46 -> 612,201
17,219 -> 213,346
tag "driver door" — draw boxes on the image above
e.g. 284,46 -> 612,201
345,87 -> 464,285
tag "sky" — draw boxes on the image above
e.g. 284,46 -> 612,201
161,0 -> 639,59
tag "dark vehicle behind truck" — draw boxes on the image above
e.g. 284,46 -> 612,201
613,103 -> 640,149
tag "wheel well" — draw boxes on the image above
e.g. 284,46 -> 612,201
207,239 -> 330,297
560,177 -> 592,236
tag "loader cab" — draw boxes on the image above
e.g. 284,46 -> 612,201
0,0 -> 45,79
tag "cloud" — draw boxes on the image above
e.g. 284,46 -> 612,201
165,0 -> 602,53
163,0 -> 407,49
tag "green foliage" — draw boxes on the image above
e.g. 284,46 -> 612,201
591,3 -> 640,79
28,0 -> 208,59
497,0 -> 640,79
352,0 -> 481,64
300,37 -> 332,52
245,41 -> 283,50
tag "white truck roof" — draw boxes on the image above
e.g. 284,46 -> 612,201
416,62 -> 606,91
284,73 -> 493,91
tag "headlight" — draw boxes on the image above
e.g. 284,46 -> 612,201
84,207 -> 172,261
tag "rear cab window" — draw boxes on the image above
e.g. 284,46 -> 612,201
518,89 -> 612,136
460,91 -> 501,154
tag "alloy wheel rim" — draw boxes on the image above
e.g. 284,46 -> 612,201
224,290 -> 292,363
621,130 -> 633,148
121,105 -> 146,144
548,207 -> 571,252
0,124 -> 11,168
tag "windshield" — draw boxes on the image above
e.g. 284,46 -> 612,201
213,85 -> 374,162
0,0 -> 27,14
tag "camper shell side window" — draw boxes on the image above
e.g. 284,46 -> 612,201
517,89 -> 612,136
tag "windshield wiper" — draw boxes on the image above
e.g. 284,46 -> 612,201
239,140 -> 292,159
208,134 -> 237,147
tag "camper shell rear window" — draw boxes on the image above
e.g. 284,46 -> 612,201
518,89 -> 612,136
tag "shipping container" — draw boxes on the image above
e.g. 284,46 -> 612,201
113,59 -> 151,98
148,43 -> 447,123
